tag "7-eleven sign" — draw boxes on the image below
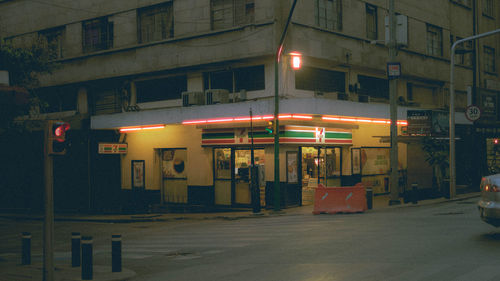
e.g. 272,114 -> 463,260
315,127 -> 325,143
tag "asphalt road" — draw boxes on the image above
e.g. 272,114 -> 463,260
1,197 -> 499,281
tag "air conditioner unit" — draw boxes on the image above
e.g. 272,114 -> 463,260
233,89 -> 247,102
358,95 -> 370,103
314,91 -> 337,99
205,89 -> 230,105
182,91 -> 205,107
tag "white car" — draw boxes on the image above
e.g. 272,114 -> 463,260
478,174 -> 500,227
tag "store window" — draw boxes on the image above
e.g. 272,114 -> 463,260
295,66 -> 345,93
426,24 -> 443,57
82,17 -> 113,53
203,65 -> 265,92
135,75 -> 187,103
365,4 -> 377,40
138,2 -> 173,43
211,0 -> 255,30
316,0 -> 342,31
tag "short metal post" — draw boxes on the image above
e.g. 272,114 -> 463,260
21,232 -> 31,265
81,236 -> 93,280
411,183 -> 418,204
366,188 -> 373,210
71,232 -> 81,267
111,234 -> 122,272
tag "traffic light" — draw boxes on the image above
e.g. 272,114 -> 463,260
47,120 -> 70,155
265,120 -> 274,135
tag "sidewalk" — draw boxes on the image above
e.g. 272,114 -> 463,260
0,192 -> 481,223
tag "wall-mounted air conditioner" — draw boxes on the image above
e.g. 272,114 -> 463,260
182,91 -> 205,107
232,89 -> 247,102
205,89 -> 230,105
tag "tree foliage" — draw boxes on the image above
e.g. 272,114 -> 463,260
421,136 -> 449,194
0,42 -> 54,131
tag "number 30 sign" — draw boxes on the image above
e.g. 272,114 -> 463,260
465,105 -> 481,122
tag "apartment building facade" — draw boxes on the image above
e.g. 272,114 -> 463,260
1,0 -> 498,211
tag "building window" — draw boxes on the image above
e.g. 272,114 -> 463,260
39,27 -> 65,60
357,75 -> 388,100
204,65 -> 265,92
315,0 -> 342,31
365,4 -> 377,40
484,46 -> 496,73
211,0 -> 255,30
135,75 -> 187,103
426,24 -> 442,57
295,66 -> 345,93
451,0 -> 471,8
35,85 -> 77,113
82,17 -> 113,53
483,0 -> 494,17
138,2 -> 173,43
452,36 -> 473,66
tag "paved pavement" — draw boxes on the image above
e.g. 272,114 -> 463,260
0,192 -> 481,281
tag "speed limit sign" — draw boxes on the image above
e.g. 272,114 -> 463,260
465,105 -> 481,122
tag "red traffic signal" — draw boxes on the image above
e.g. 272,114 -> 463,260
47,120 -> 70,155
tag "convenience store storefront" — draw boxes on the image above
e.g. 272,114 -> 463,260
115,113 -> 408,209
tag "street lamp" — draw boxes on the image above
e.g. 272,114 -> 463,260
273,0 -> 298,211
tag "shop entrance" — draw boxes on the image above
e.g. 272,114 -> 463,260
214,148 -> 265,207
301,146 -> 342,205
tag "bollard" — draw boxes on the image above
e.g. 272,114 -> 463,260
21,232 -> 31,265
411,183 -> 418,204
111,234 -> 122,272
71,232 -> 81,267
366,188 -> 373,210
81,236 -> 93,280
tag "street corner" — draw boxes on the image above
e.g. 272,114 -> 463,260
0,262 -> 136,281
57,265 -> 136,281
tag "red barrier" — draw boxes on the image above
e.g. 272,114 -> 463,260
312,183 -> 367,215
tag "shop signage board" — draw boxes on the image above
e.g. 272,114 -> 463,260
99,143 -> 127,154
407,110 -> 448,137
201,126 -> 352,146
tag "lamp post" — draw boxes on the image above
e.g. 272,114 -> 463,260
273,0 -> 298,211
449,29 -> 500,199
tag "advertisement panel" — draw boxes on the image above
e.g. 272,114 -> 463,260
360,148 -> 390,175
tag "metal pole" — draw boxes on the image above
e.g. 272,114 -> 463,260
388,0 -> 400,205
71,232 -> 81,267
21,232 -> 31,265
250,109 -> 260,213
111,234 -> 122,272
43,121 -> 54,281
274,0 -> 298,211
449,29 -> 500,199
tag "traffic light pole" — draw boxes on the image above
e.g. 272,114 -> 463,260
43,121 -> 54,281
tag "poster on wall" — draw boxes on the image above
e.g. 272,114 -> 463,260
131,160 -> 145,189
287,151 -> 298,184
360,148 -> 390,175
352,148 -> 361,175
162,149 -> 187,178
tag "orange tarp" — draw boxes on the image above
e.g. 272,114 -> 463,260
312,183 -> 367,215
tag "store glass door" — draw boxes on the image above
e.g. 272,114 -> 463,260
234,149 -> 265,205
